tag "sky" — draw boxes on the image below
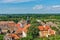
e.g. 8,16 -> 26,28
0,0 -> 60,14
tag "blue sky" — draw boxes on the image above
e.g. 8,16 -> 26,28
0,0 -> 60,14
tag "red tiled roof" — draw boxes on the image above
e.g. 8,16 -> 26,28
16,24 -> 31,33
49,29 -> 55,35
8,22 -> 15,26
38,25 -> 51,31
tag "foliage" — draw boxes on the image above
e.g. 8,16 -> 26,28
0,14 -> 60,40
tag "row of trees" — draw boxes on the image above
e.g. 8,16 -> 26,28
0,14 -> 60,21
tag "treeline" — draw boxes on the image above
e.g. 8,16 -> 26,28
0,14 -> 60,21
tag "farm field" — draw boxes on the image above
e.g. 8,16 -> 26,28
0,14 -> 60,40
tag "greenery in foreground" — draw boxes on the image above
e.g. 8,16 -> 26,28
0,34 -> 4,40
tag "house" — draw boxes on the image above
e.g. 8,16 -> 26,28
15,22 -> 31,37
0,21 -> 16,34
38,25 -> 56,37
0,20 -> 31,38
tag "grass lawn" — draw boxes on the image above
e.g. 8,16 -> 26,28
0,34 -> 4,40
32,35 -> 60,40
0,34 -> 60,40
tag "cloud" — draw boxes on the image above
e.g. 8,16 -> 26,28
52,5 -> 60,8
33,5 -> 60,10
0,0 -> 35,3
32,5 -> 60,13
51,5 -> 60,10
33,5 -> 43,10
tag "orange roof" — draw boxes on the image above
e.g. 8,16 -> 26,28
38,25 -> 51,31
16,23 -> 22,29
16,24 -> 31,33
16,23 -> 23,33
11,34 -> 19,39
49,29 -> 55,35
0,21 -> 15,25
16,24 -> 20,28
8,23 -> 16,27
38,26 -> 44,31
23,24 -> 31,29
